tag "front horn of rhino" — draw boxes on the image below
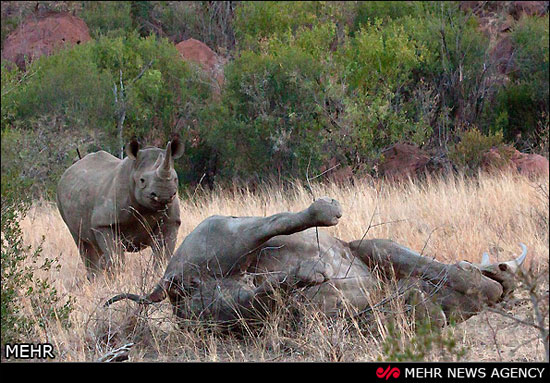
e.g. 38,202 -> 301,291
473,243 -> 528,298
155,141 -> 173,180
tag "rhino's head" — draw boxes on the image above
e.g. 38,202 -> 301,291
125,137 -> 185,210
476,243 -> 528,298
458,243 -> 528,300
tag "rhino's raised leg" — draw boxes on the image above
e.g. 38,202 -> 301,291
172,197 -> 343,280
242,197 -> 343,247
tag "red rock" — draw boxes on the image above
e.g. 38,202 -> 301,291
460,1 -> 548,18
491,35 -> 514,74
513,153 -> 549,177
319,157 -> 353,184
2,11 -> 91,70
481,146 -> 549,177
175,38 -> 225,88
378,143 -> 430,180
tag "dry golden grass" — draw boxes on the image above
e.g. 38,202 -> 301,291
16,171 -> 549,362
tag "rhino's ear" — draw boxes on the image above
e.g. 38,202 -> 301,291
170,136 -> 184,159
125,139 -> 140,160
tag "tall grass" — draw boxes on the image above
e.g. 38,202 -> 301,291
16,171 -> 549,361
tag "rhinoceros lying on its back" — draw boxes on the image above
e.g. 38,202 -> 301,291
105,197 -> 527,331
57,138 -> 184,278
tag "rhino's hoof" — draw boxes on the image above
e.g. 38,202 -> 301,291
308,197 -> 342,226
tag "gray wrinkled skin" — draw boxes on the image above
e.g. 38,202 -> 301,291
106,197 -> 526,330
57,139 -> 184,278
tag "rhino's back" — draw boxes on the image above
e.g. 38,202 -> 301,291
57,151 -> 122,241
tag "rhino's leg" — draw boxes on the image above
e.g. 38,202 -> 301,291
398,278 -> 447,328
196,197 -> 343,277
151,223 -> 179,268
92,226 -> 125,273
349,239 -> 503,323
250,197 -> 343,245
79,241 -> 103,280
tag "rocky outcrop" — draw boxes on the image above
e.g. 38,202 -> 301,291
481,146 -> 549,177
377,143 -> 431,180
175,38 -> 225,89
2,11 -> 91,70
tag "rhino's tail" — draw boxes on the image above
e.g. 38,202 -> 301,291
104,281 -> 167,307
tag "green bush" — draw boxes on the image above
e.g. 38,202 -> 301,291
352,1 -> 429,34
91,32 -> 212,151
209,43 -> 329,182
380,318 -> 466,362
511,15 -> 549,91
1,171 -> 74,346
155,1 -> 236,52
81,1 -> 134,38
491,16 -> 549,146
234,1 -> 352,51
398,4 -> 491,138
1,60 -> 21,131
337,18 -> 434,157
5,43 -> 114,130
449,128 -> 512,172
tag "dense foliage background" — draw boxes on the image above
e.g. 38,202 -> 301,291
1,1 -> 549,195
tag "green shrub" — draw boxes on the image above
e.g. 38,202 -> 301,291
449,128 -> 513,172
1,60 -> 21,131
491,16 -> 549,146
335,18 -> 434,159
5,43 -> 114,130
234,1 -> 352,51
511,15 -> 549,90
91,32 -> 212,151
352,1 -> 429,33
210,43 -> 329,182
398,3 -> 491,139
380,318 -> 467,362
1,116 -> 95,198
81,1 -> 134,38
1,171 -> 74,346
155,1 -> 236,52
130,1 -> 156,37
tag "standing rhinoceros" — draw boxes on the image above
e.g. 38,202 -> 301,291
57,138 -> 184,278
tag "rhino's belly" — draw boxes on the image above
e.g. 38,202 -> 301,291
248,228 -> 376,315
119,236 -> 151,252
117,226 -> 159,252
301,260 -> 375,315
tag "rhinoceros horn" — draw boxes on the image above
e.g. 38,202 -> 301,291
501,243 -> 528,273
481,252 -> 491,266
480,243 -> 527,273
156,141 -> 173,179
